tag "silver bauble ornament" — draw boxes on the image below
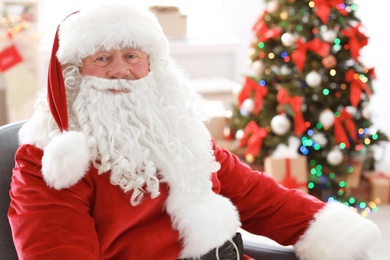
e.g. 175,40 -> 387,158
281,32 -> 296,47
312,133 -> 327,147
362,105 -> 372,119
319,109 -> 335,127
306,71 -> 322,87
321,30 -> 337,43
280,65 -> 292,75
247,47 -> 256,57
267,0 -> 280,13
346,106 -> 357,117
242,98 -> 255,113
327,148 -> 343,166
235,129 -> 244,140
271,114 -> 291,136
251,60 -> 265,75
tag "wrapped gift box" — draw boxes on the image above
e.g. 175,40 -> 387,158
342,160 -> 364,188
335,160 -> 364,196
264,156 -> 308,193
149,6 -> 187,38
363,171 -> 390,204
202,99 -> 227,141
346,160 -> 363,188
347,177 -> 371,202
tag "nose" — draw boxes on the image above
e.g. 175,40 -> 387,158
107,57 -> 135,79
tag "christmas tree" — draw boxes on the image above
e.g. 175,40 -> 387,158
229,0 -> 388,206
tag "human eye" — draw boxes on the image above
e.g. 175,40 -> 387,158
96,56 -> 107,61
94,55 -> 111,67
124,52 -> 141,64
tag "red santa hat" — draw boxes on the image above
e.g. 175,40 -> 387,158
41,3 -> 170,189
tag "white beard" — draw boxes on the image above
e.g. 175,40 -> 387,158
70,72 -> 220,205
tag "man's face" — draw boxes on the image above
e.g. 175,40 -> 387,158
80,48 -> 150,80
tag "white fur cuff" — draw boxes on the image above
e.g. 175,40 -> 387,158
167,191 -> 241,258
294,202 -> 381,260
42,131 -> 90,189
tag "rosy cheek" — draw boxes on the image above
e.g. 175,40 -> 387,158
81,65 -> 103,77
142,63 -> 151,76
80,64 -> 92,75
143,67 -> 150,76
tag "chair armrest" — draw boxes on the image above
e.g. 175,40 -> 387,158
243,239 -> 298,260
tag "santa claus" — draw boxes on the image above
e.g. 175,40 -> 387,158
8,3 -> 379,260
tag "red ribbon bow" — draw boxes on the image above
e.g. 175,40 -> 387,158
312,0 -> 348,24
238,77 -> 268,115
333,109 -> 357,148
341,23 -> 368,61
277,88 -> 307,136
252,11 -> 282,42
368,68 -> 376,80
292,38 -> 330,72
259,28 -> 283,43
345,69 -> 372,107
281,158 -> 307,189
252,11 -> 267,35
240,121 -> 268,158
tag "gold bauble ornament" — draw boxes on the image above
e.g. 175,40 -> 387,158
280,11 -> 289,20
246,154 -> 255,164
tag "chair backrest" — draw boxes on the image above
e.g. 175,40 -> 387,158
0,120 -> 25,260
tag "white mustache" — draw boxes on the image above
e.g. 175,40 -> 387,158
81,76 -> 144,92
91,85 -> 131,94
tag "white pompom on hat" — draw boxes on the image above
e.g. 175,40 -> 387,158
42,3 -> 170,189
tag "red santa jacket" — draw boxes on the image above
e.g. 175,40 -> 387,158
8,142 -> 377,259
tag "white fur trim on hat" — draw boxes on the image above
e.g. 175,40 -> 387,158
294,202 -> 381,260
42,131 -> 90,189
57,3 -> 169,66
166,189 -> 241,258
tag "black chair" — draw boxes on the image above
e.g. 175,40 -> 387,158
0,120 -> 298,260
0,121 -> 23,260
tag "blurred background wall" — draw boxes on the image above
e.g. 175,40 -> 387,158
0,0 -> 389,136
